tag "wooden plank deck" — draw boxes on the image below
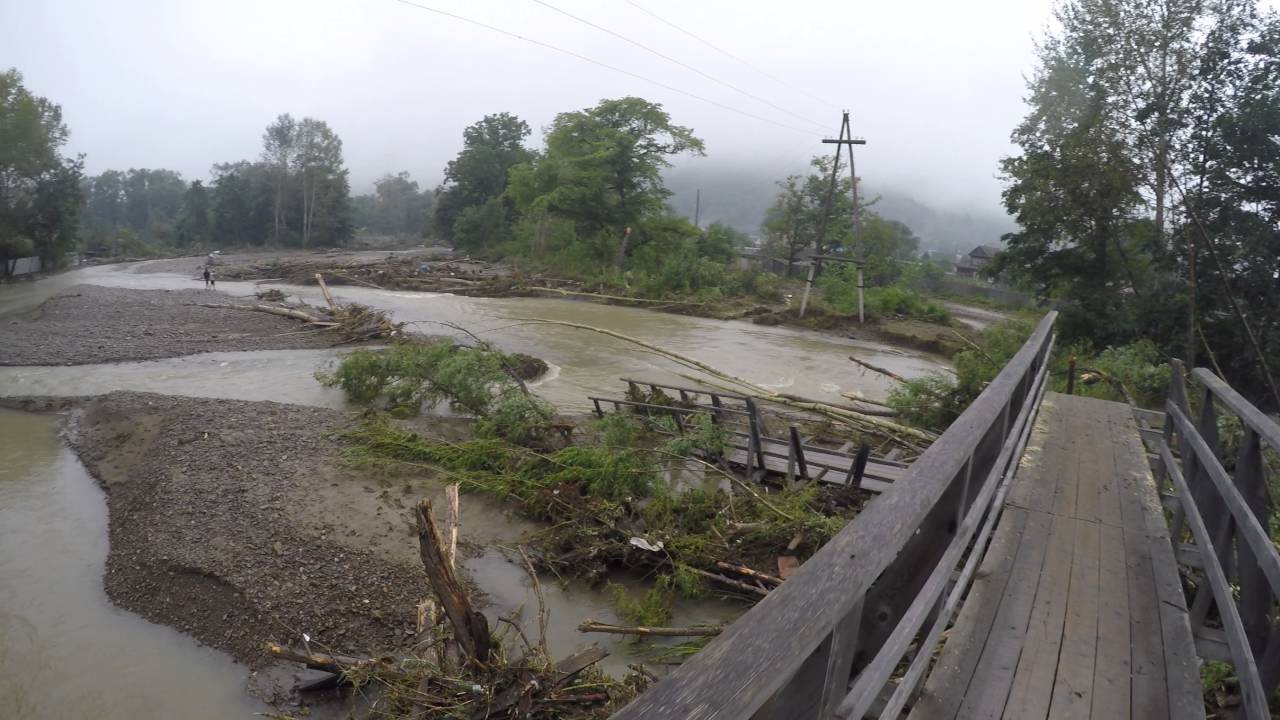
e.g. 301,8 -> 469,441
909,393 -> 1203,720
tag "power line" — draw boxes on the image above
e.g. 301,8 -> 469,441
624,0 -> 842,114
529,0 -> 827,132
389,0 -> 814,136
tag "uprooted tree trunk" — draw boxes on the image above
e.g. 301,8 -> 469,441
195,302 -> 334,325
577,620 -> 724,637
264,643 -> 391,675
193,296 -> 401,342
264,495 -> 625,715
415,498 -> 491,666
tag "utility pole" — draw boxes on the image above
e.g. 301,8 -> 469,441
694,188 -> 701,228
824,111 -> 868,323
799,111 -> 867,321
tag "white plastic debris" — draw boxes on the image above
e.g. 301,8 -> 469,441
629,537 -> 665,552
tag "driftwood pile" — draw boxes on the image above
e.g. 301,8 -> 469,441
266,496 -> 632,718
254,288 -> 287,302
219,253 -> 533,296
195,274 -> 403,343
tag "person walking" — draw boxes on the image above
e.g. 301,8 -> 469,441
202,266 -> 211,289
209,268 -> 216,289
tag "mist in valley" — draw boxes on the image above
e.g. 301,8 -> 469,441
3,0 -> 1052,253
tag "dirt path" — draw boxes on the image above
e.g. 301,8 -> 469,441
0,285 -> 354,366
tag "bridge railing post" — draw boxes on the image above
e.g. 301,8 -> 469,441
1160,366 -> 1280,718
607,312 -> 1060,720
752,596 -> 866,720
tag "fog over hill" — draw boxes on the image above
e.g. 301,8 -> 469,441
663,161 -> 1016,256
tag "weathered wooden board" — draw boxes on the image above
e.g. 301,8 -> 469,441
910,394 -> 1205,720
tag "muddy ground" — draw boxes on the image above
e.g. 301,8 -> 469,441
0,285 -> 357,366
5,392 -> 534,708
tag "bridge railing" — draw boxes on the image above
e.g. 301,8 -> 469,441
610,311 -> 1058,720
1157,362 -> 1280,719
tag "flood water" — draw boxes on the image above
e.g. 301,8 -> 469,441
0,261 -> 948,410
0,349 -> 356,408
0,409 -> 263,719
0,260 -> 949,709
464,549 -> 741,677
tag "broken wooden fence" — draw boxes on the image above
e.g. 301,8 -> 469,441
608,311 -> 1058,719
590,379 -> 905,491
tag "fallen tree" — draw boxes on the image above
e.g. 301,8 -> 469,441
415,498 -> 491,665
577,620 -> 724,637
507,317 -> 936,445
193,298 -> 401,342
266,496 -> 638,718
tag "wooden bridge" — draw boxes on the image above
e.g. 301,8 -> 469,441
590,379 -> 909,492
607,312 -> 1280,719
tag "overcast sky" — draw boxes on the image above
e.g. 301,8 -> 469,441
2,0 -> 1058,217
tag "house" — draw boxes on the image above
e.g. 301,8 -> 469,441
954,244 -> 1001,277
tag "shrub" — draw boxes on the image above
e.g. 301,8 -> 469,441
318,341 -> 554,443
865,286 -> 951,323
1053,339 -> 1171,408
612,575 -> 675,627
819,264 -> 951,323
888,319 -> 1034,430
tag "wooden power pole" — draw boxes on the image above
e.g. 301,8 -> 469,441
799,111 -> 867,321
825,111 -> 868,323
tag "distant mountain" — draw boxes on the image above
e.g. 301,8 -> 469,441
662,162 -> 1016,256
867,191 -> 1018,256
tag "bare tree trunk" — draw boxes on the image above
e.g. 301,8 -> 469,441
613,226 -> 632,267
301,169 -> 311,248
1186,239 -> 1197,369
1154,140 -> 1167,247
273,178 -> 282,245
415,499 -> 491,665
310,182 -> 319,246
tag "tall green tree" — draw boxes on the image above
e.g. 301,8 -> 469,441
262,113 -> 298,245
995,9 -> 1148,341
760,156 -> 855,274
177,180 -> 212,247
210,161 -> 272,246
295,117 -> 349,247
1074,0 -> 1205,245
507,97 -> 704,263
122,168 -> 186,242
999,0 -> 1280,407
1178,5 -> 1280,407
433,113 -> 532,246
82,169 -> 125,236
0,68 -> 83,275
353,171 -> 431,236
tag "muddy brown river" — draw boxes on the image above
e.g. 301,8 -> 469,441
0,261 -> 947,408
0,409 -> 265,718
0,260 -> 952,713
